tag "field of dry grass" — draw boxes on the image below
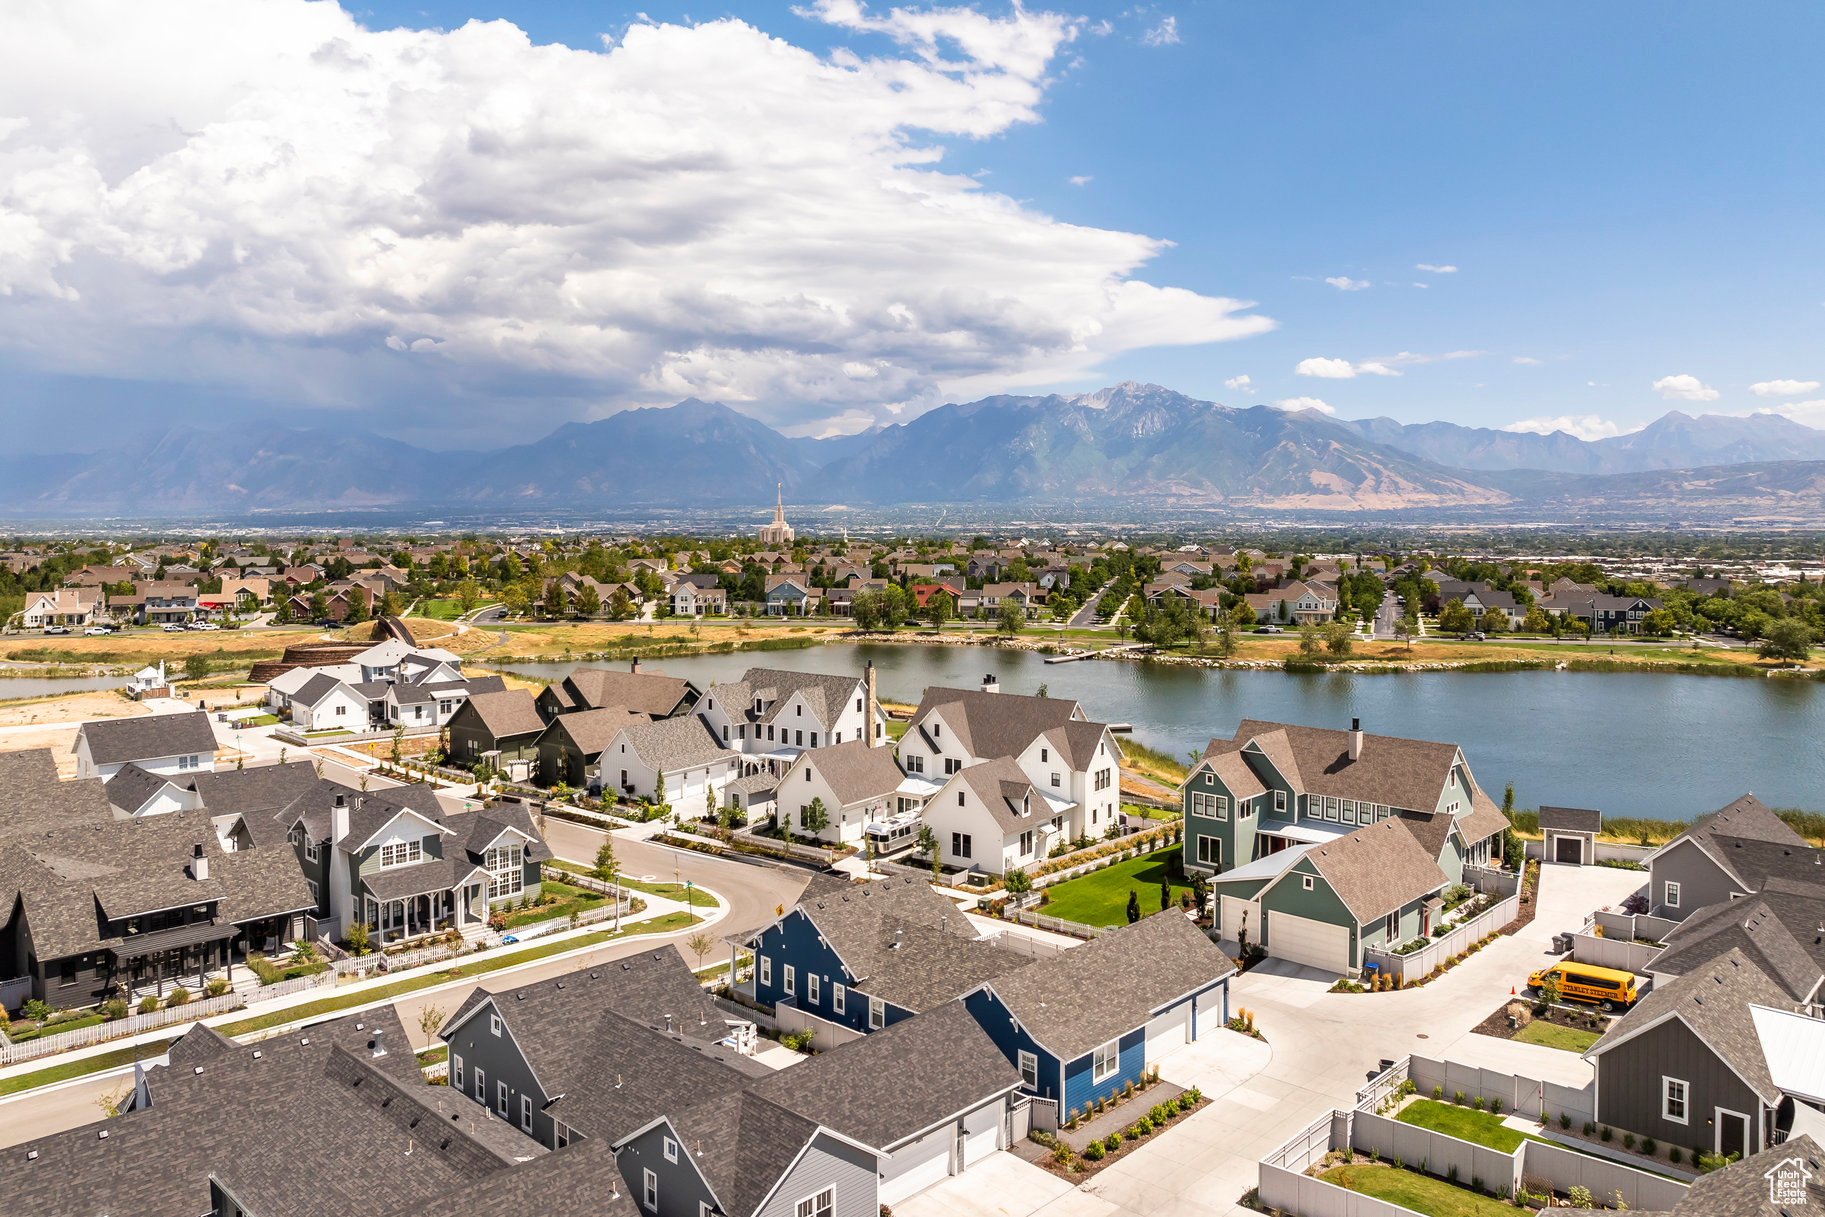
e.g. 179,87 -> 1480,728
1172,632 -> 1819,673
431,616 -> 852,660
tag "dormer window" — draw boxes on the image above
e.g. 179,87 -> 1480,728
378,840 -> 423,868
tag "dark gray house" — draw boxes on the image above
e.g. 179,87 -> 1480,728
535,663 -> 699,720
446,688 -> 548,782
1539,805 -> 1601,865
535,706 -> 648,790
1644,795 -> 1816,920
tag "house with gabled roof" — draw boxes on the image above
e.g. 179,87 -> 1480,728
775,738 -> 928,845
535,706 -> 650,790
1644,794 -> 1818,920
1649,879 -> 1825,1005
695,666 -> 884,763
599,714 -> 739,805
535,661 -> 699,720
446,688 -> 548,781
74,709 -> 219,781
961,911 -> 1234,1121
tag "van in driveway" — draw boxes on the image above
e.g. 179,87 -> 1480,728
1527,961 -> 1638,1011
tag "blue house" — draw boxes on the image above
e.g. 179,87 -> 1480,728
962,911 -> 1235,1120
744,873 -> 1029,1034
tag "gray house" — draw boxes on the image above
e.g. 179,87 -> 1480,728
446,688 -> 548,782
1644,795 -> 1815,920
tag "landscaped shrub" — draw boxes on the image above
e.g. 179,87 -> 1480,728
1082,1140 -> 1105,1161
1105,1131 -> 1122,1150
1177,1093 -> 1195,1112
1472,1096 -> 1484,1111
1051,1144 -> 1072,1166
1454,1090 -> 1466,1106
205,976 -> 232,997
1491,1098 -> 1504,1115
165,986 -> 191,1008
1600,1126 -> 1612,1142
1149,1103 -> 1170,1123
1581,1120 -> 1594,1135
1123,1080 -> 1135,1099
1130,1117 -> 1153,1136
99,998 -> 129,1020
21,999 -> 50,1022
1623,1132 -> 1636,1150
138,994 -> 159,1015
1642,1137 -> 1657,1156
1668,1147 -> 1682,1164
1432,1085 -> 1444,1100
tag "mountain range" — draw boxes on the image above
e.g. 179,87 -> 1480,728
4,383 -> 1825,522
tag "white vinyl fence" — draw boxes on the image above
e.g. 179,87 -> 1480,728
1406,1055 -> 1595,1128
1361,890 -> 1520,986
1567,932 -> 1663,973
0,991 -> 244,1066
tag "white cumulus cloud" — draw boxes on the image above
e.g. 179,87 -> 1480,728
1652,374 -> 1720,402
1141,16 -> 1181,46
0,0 -> 1273,439
1295,357 -> 1364,379
1294,350 -> 1474,380
1324,276 -> 1371,291
1415,263 -> 1457,274
1512,356 -> 1543,365
1224,374 -> 1253,394
1273,396 -> 1334,415
1750,379 -> 1820,397
1503,414 -> 1626,441
1068,174 -> 1093,186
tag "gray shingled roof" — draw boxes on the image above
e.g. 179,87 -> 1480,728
954,756 -> 1046,835
747,1001 -> 1020,1151
1663,1133 -> 1824,1217
796,738 -> 905,806
461,689 -> 547,741
1300,817 -> 1452,925
555,667 -> 696,717
1654,881 -> 1825,1003
1200,719 -> 1462,813
907,686 -> 1096,764
1539,805 -> 1603,833
105,761 -> 182,814
540,706 -> 649,757
1458,778 -> 1512,846
981,912 -> 1234,1060
78,709 -> 218,765
1590,946 -> 1792,1104
711,667 -> 864,731
619,714 -> 736,774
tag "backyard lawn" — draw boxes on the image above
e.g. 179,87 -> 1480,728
496,879 -> 611,930
1396,1099 -> 1526,1152
1514,1020 -> 1602,1053
1039,850 -> 1193,928
1320,1164 -> 1516,1217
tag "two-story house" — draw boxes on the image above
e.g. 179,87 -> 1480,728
446,688 -> 549,781
597,714 -> 739,805
897,682 -> 1123,874
1643,794 -> 1817,920
535,662 -> 699,720
74,710 -> 219,781
695,667 -> 885,765
775,738 -> 932,845
19,586 -> 104,628
668,573 -> 728,617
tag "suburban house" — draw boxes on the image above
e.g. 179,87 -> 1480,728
19,586 -> 104,627
1539,586 -> 1663,633
446,689 -> 549,781
1649,879 -> 1825,1006
596,714 -> 738,805
896,681 -> 1124,874
1540,805 -> 1602,865
695,667 -> 885,762
1643,794 -> 1813,920
668,573 -> 727,616
73,710 -> 219,781
287,670 -> 374,732
0,748 -> 316,1004
1245,579 -> 1338,625
279,780 -> 547,943
535,706 -> 649,790
136,580 -> 203,625
381,673 -> 506,730
6,1007 -> 551,1217
765,575 -> 819,615
744,874 -> 1031,1036
775,738 -> 927,845
535,663 -> 699,720
961,912 -> 1234,1121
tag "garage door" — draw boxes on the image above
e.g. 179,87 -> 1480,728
1219,895 -> 1261,943
1146,1003 -> 1190,1055
1267,911 -> 1351,973
1193,988 -> 1225,1039
1554,835 -> 1584,864
963,1103 -> 1001,1166
879,1126 -> 951,1205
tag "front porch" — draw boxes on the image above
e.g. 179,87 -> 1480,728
363,880 -> 489,947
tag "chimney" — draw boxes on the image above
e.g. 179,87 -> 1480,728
864,662 -> 878,748
1349,718 -> 1363,762
191,842 -> 209,881
332,792 -> 350,845
981,673 -> 1000,694
630,656 -> 641,674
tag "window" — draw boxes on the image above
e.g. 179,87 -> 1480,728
759,955 -> 772,986
1664,881 -> 1681,908
795,1188 -> 834,1217
807,973 -> 820,1004
664,1136 -> 679,1163
1040,748 -> 1049,762
856,697 -> 863,712
378,840 -> 423,868
485,842 -> 525,901
1662,1077 -> 1688,1124
783,964 -> 796,996
1018,1050 -> 1038,1089
490,1014 -> 502,1037
945,757 -> 962,775
1274,790 -> 1287,814
933,722 -> 941,737
307,879 -> 320,908
905,754 -> 924,774
768,726 -> 775,741
952,832 -> 972,859
1321,798 -> 1338,823
796,730 -> 804,747
556,1123 -> 570,1148
869,997 -> 885,1029
1051,772 -> 1061,788
1092,1039 -> 1120,1083
1019,830 -> 1034,855
473,1066 -> 485,1102
810,733 -> 818,748
497,1080 -> 509,1116
1384,912 -> 1398,940
304,839 -> 319,861
643,1168 -> 658,1211
1302,875 -> 1315,891
1342,800 -> 1357,822
521,1094 -> 533,1131
452,1054 -> 464,1088
58,957 -> 78,986
1196,836 -> 1222,867
833,983 -> 846,1015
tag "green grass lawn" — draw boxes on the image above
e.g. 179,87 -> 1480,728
414,599 -> 494,621
235,713 -> 280,726
1320,1164 -> 1516,1217
1396,1098 -> 1525,1151
1514,1020 -> 1602,1053
216,910 -> 700,1037
544,861 -> 720,908
495,879 -> 611,930
1039,850 -> 1193,928
0,1037 -> 178,1096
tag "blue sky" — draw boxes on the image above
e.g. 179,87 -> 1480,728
1,1 -> 1820,451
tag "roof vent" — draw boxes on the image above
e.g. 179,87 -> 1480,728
98,1130 -> 109,1140
193,1066 -> 204,1074
252,1050 -> 262,1059
26,1149 -> 38,1161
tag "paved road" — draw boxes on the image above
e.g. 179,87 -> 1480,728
1068,581 -> 1115,629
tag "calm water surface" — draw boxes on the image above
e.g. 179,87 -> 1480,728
494,644 -> 1825,819
0,674 -> 131,700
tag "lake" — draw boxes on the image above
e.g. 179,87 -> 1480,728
492,643 -> 1825,819
0,674 -> 131,700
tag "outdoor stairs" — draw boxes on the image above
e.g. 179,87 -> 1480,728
458,921 -> 493,948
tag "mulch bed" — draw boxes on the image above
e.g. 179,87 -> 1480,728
1472,997 -> 1611,1042
1023,1092 -> 1208,1181
1499,859 -> 1542,935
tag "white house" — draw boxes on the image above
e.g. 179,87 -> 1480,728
21,587 -> 103,628
920,756 -> 1078,876
102,763 -> 208,818
600,715 -> 739,807
384,676 -> 504,730
265,663 -> 362,712
288,672 -> 373,733
73,710 -> 219,781
896,681 -> 1124,850
776,738 -> 926,845
128,662 -> 169,696
694,667 -> 885,766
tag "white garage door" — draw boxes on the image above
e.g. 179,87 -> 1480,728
1219,895 -> 1261,942
1268,911 -> 1351,973
963,1102 -> 1000,1166
1193,988 -> 1225,1039
1146,1003 -> 1189,1054
879,1126 -> 951,1205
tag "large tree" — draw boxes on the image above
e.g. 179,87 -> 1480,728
1760,618 -> 1814,666
574,583 -> 601,619
996,599 -> 1026,637
1438,598 -> 1476,634
928,591 -> 954,631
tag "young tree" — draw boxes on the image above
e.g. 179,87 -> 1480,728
928,591 -> 954,631
500,584 -> 528,616
685,931 -> 715,971
1003,868 -> 1032,897
345,593 -> 369,624
593,837 -> 618,883
1159,876 -> 1172,911
544,581 -> 570,620
1396,611 -> 1419,650
1323,620 -> 1354,657
455,580 -> 482,616
1522,606 -> 1553,634
996,598 -> 1026,638
379,590 -> 405,618
1125,888 -> 1142,924
1214,611 -> 1241,659
800,796 -> 831,839
916,824 -> 938,862
1480,607 -> 1508,634
609,588 -> 635,620
880,585 -> 909,629
418,1003 -> 447,1041
308,591 -> 330,620
1298,623 -> 1323,656
575,583 -> 602,619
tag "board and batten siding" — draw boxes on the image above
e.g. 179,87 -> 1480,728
754,1131 -> 878,1217
1061,1026 -> 1145,1115
444,1004 -> 555,1147
1261,856 -> 1360,963
1595,1016 -> 1766,1157
619,1120 -> 720,1217
962,988 -> 1064,1106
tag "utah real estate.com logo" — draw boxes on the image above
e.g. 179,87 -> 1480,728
1768,1156 -> 1813,1206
